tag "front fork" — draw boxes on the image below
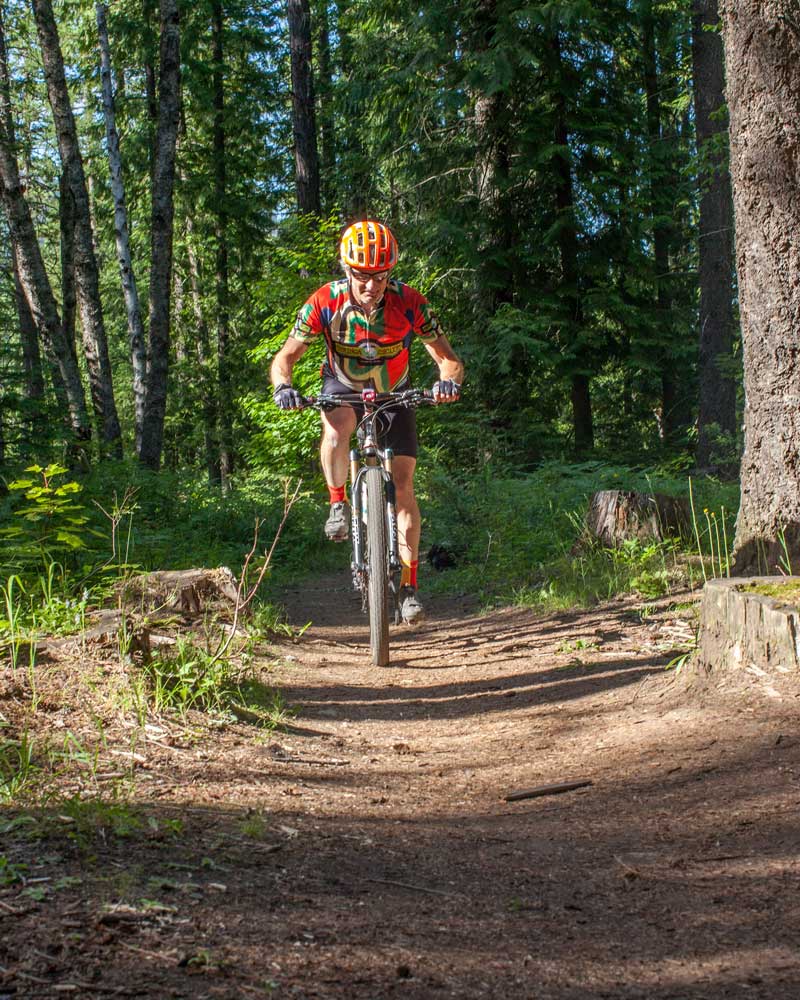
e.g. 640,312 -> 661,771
349,449 -> 402,618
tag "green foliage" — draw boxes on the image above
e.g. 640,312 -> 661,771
0,465 -> 92,572
0,731 -> 39,804
140,639 -> 241,714
419,459 -> 739,608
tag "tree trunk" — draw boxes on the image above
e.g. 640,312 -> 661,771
552,32 -> 593,455
139,0 -> 180,470
314,0 -> 335,213
97,2 -> 147,452
12,245 -> 45,405
641,0 -> 679,445
720,1 -> 800,574
32,0 -> 122,456
287,0 -> 321,216
58,168 -> 77,365
184,207 -> 220,485
212,0 -> 233,488
334,0 -> 368,216
692,0 -> 737,474
143,0 -> 159,179
0,7 -> 90,446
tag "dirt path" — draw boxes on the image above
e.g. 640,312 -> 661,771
3,575 -> 800,998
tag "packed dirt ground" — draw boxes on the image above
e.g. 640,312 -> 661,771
2,574 -> 799,998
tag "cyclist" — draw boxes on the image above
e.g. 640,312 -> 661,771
270,219 -> 463,624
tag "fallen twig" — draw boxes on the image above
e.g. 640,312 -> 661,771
504,779 -> 593,802
364,877 -> 463,898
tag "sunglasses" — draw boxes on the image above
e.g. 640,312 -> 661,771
348,267 -> 392,283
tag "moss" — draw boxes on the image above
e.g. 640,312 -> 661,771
739,581 -> 800,608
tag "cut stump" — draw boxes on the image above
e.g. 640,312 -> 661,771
584,490 -> 689,548
698,577 -> 800,697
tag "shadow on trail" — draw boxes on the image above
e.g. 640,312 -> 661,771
281,653 -> 665,724
2,732 -> 798,999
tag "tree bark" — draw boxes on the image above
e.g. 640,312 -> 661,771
184,206 -> 220,485
640,0 -> 680,445
0,7 -> 90,445
287,0 -> 321,216
139,0 -> 180,470
314,0 -> 335,213
212,0 -> 233,487
97,2 -> 147,452
692,0 -> 737,473
12,244 -> 45,405
721,1 -> 800,573
552,32 -> 593,455
32,0 -> 122,456
58,168 -> 77,364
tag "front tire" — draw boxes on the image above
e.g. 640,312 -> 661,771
364,467 -> 390,666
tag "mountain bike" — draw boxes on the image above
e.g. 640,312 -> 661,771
301,387 -> 434,666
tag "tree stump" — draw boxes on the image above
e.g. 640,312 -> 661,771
115,567 -> 240,617
584,490 -> 689,548
699,577 -> 800,685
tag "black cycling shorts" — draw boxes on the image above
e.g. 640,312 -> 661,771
321,367 -> 418,459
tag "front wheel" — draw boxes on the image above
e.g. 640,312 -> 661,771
364,467 -> 390,666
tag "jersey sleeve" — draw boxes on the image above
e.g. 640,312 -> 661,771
289,287 -> 326,343
414,298 -> 445,344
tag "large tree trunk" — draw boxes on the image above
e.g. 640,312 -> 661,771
641,0 -> 680,445
471,0 -> 514,314
552,32 -> 593,455
97,2 -> 147,452
212,0 -> 233,488
183,206 -> 220,486
314,0 -> 335,214
12,245 -> 45,406
58,168 -> 77,365
0,8 -> 90,446
334,0 -> 368,216
139,0 -> 180,470
721,1 -> 800,573
143,0 -> 159,179
12,242 -> 49,453
287,0 -> 321,216
692,0 -> 737,474
33,0 -> 121,456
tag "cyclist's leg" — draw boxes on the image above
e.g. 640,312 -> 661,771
382,404 -> 420,567
392,456 -> 420,567
319,368 -> 360,494
320,405 -> 357,489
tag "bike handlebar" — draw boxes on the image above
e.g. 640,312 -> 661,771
299,388 -> 436,411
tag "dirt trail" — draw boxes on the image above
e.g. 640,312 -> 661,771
3,575 -> 800,998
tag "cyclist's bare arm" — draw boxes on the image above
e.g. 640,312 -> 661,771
424,335 -> 464,401
270,335 -> 309,387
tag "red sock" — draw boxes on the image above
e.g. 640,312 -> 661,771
328,484 -> 346,503
401,560 -> 419,589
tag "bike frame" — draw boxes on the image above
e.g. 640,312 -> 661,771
304,387 -> 432,624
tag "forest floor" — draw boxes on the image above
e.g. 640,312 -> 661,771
2,573 -> 800,999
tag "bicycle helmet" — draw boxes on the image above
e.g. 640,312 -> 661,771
340,220 -> 398,272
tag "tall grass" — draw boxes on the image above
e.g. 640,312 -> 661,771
417,459 -> 739,609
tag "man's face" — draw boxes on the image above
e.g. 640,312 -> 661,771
347,266 -> 392,311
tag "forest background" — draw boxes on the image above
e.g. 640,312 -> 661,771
0,0 -> 751,617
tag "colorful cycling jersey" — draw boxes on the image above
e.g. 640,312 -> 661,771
289,278 -> 444,391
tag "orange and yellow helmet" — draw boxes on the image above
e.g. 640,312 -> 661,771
340,220 -> 398,272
